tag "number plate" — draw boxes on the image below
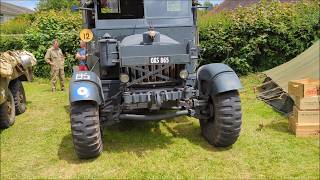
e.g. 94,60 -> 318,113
149,56 -> 170,64
75,73 -> 91,80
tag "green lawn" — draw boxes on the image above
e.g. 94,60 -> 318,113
0,75 -> 319,179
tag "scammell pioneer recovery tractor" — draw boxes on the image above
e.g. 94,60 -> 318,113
70,0 -> 242,159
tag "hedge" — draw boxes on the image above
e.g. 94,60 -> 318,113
0,15 -> 33,52
23,10 -> 82,78
0,36 -> 24,52
199,0 -> 320,75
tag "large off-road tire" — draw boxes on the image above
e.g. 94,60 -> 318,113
200,82 -> 242,147
10,80 -> 26,115
70,101 -> 103,159
0,91 -> 16,129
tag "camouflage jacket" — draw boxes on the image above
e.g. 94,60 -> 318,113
45,47 -> 65,69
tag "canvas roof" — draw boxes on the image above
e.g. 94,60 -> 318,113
263,40 -> 320,92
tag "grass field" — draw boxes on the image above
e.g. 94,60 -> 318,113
0,75 -> 319,179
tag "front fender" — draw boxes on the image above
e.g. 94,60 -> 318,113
197,63 -> 242,95
69,71 -> 104,105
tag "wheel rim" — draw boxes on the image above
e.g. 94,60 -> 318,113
201,81 -> 215,122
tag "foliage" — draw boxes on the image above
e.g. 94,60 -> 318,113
0,14 -> 34,34
199,0 -> 320,75
0,15 -> 34,52
0,36 -> 24,52
37,0 -> 79,11
223,57 -> 252,75
23,10 -> 82,78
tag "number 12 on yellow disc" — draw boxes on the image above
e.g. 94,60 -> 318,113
80,29 -> 93,42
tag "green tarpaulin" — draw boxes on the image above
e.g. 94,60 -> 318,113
257,41 -> 320,115
264,40 -> 320,92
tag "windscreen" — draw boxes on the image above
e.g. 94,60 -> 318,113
100,0 -> 120,13
145,0 -> 191,18
97,0 -> 144,19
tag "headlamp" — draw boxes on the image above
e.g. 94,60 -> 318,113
179,70 -> 189,79
120,73 -> 130,83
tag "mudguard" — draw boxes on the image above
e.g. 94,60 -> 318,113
69,71 -> 104,105
197,63 -> 242,95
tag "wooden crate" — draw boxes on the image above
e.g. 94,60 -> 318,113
289,116 -> 320,137
292,96 -> 320,110
293,106 -> 320,124
288,79 -> 320,97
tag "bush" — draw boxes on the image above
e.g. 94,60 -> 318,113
199,0 -> 320,75
0,14 -> 33,52
223,57 -> 252,75
23,10 -> 82,78
0,36 -> 24,52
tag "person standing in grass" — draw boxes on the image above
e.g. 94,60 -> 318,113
45,39 -> 65,92
75,41 -> 89,71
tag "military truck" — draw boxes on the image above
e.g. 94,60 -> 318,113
70,0 -> 243,159
0,51 -> 35,129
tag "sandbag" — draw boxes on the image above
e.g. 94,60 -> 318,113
0,60 -> 13,77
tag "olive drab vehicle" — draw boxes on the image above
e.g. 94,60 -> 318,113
0,51 -> 36,129
70,0 -> 243,159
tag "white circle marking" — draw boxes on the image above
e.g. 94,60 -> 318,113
77,87 -> 89,96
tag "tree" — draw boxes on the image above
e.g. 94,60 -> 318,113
37,0 -> 79,11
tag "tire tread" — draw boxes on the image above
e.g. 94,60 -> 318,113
10,80 -> 26,115
200,90 -> 242,147
70,102 -> 103,159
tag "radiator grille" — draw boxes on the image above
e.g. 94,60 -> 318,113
123,64 -> 185,87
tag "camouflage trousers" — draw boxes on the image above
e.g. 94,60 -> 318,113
51,68 -> 65,91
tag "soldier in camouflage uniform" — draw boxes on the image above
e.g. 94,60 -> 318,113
45,39 -> 65,92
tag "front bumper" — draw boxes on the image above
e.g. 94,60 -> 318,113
123,87 -> 199,110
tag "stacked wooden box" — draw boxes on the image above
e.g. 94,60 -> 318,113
288,79 -> 320,137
